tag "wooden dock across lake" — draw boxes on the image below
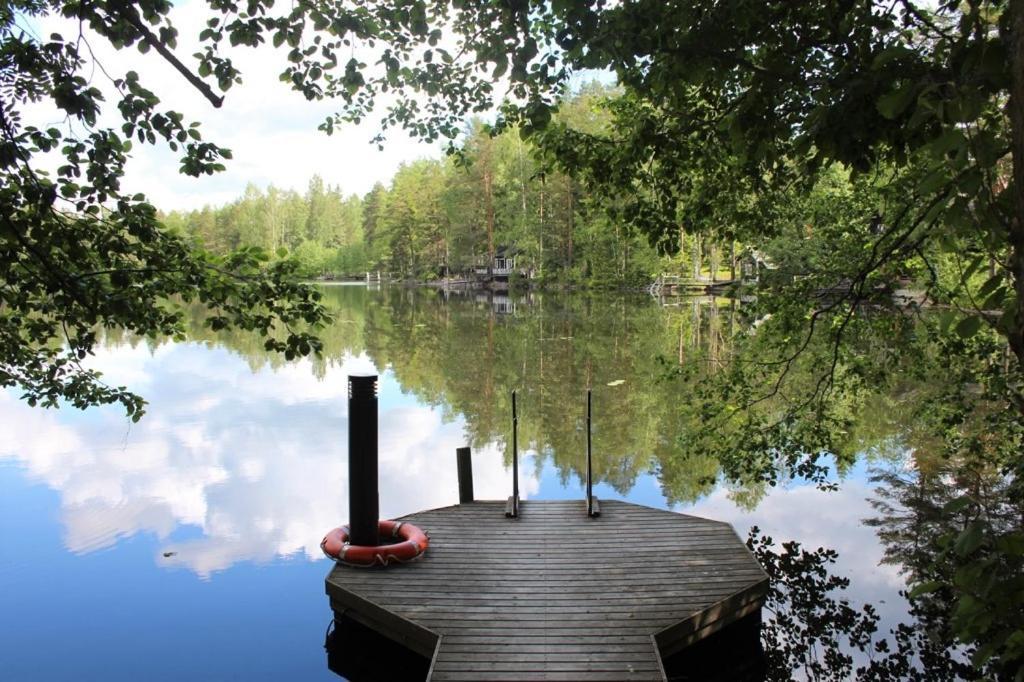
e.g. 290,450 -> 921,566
325,499 -> 768,681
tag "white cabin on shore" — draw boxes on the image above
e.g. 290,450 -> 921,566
474,246 -> 522,278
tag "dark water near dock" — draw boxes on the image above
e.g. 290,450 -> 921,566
1,285 -> 912,680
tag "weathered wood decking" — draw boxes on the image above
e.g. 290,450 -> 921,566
325,499 -> 767,681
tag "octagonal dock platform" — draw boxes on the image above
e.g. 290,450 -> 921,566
325,499 -> 766,681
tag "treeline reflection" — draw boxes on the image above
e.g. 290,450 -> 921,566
99,285 -> 1020,678
110,285 -> 763,506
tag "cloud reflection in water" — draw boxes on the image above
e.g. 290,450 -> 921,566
0,341 -> 537,578
687,478 -> 908,628
0,335 -> 907,639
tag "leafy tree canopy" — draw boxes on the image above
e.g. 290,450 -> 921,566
3,0 -> 1021,418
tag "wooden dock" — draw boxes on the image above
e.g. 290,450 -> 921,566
325,499 -> 767,681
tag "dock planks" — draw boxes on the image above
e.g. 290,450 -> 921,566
326,499 -> 767,681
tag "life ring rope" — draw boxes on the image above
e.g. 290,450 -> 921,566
320,519 -> 429,567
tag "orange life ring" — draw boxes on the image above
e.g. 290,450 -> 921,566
320,520 -> 429,567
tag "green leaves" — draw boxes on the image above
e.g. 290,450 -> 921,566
954,522 -> 986,557
492,56 -> 508,79
908,580 -> 944,598
955,315 -> 983,339
877,83 -> 917,120
872,45 -> 915,69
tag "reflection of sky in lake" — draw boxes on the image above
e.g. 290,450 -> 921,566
0,337 -> 909,679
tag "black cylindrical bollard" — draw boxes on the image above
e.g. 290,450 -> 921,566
512,390 -> 519,517
457,447 -> 474,503
348,374 -> 379,547
586,389 -> 593,517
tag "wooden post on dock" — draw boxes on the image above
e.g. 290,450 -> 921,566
456,447 -> 474,503
348,374 -> 379,546
585,390 -> 600,517
586,389 -> 593,516
506,390 -> 519,518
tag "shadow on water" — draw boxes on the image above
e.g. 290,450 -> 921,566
325,615 -> 431,682
661,612 -> 766,682
325,611 -> 766,682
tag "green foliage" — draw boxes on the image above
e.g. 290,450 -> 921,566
377,158 -> 450,278
1,1 -> 349,418
867,457 -> 1024,679
161,178 -> 368,277
291,239 -> 333,277
173,93 -> 686,286
864,327 -> 1024,677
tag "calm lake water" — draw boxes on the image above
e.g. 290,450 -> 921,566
0,285 -> 912,680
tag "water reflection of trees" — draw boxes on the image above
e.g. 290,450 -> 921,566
751,524 -> 987,681
866,457 -> 1023,680
138,286 -> 900,505
356,288 -> 757,503
104,285 -> 1023,676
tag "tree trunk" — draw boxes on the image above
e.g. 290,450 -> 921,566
692,236 -> 701,280
484,169 -> 495,273
1008,0 -> 1024,376
678,223 -> 687,273
692,299 -> 701,349
518,137 -> 528,225
616,224 -> 624,279
539,178 -> 545,279
566,177 -> 574,271
678,318 -> 685,365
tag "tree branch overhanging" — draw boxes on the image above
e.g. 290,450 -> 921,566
107,3 -> 224,108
